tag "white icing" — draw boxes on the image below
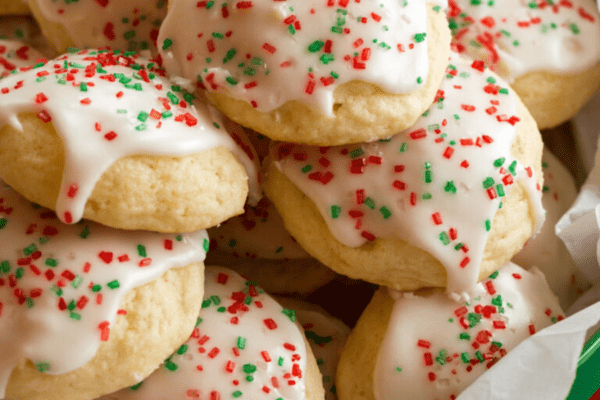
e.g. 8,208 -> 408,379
0,186 -> 209,398
374,262 -> 564,400
99,266 -> 307,400
0,39 -> 45,78
513,148 -> 590,308
0,49 -> 258,225
35,0 -> 168,54
448,0 -> 600,81
158,0 -> 437,115
273,52 -> 544,292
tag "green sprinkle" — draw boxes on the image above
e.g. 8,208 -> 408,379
380,206 -> 392,219
130,382 -> 144,391
461,353 -> 470,364
301,165 -> 312,173
238,336 -> 246,350
489,271 -> 499,279
243,364 -> 257,374
0,260 -> 10,274
281,308 -> 297,322
364,197 -> 376,210
494,157 -> 505,167
36,362 -> 51,372
278,357 -> 284,366
177,344 -> 188,355
482,177 -> 495,189
137,245 -> 147,257
444,181 -> 457,194
164,361 -> 178,371
308,40 -> 325,52
413,32 -> 427,43
439,231 -> 451,245
45,258 -> 58,267
15,267 -> 23,279
226,76 -> 238,85
107,280 -> 120,289
330,205 -> 341,219
0,218 -> 6,229
459,333 -> 471,340
92,284 -> 102,292
485,219 -> 491,232
232,391 -> 243,398
350,148 -> 364,158
162,38 -> 173,50
496,184 -> 505,197
79,226 -> 90,239
70,311 -> 81,320
23,243 -> 37,256
137,111 -> 149,122
399,143 -> 408,153
72,276 -> 83,289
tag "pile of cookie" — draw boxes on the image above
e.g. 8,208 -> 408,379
0,1 -> 599,399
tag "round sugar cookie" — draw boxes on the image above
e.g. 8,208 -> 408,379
264,53 -> 544,293
0,49 -> 256,233
448,0 -> 600,129
0,186 -> 208,400
28,0 -> 167,55
99,266 -> 325,400
336,262 -> 564,400
159,1 -> 451,146
207,197 -> 336,294
513,148 -> 591,308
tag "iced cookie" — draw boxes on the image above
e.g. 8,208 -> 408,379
28,0 -> 167,55
99,266 -> 325,400
158,0 -> 451,146
336,262 -> 564,400
448,0 -> 600,129
265,53 -> 544,293
513,148 -> 590,308
276,297 -> 351,400
0,39 -> 45,78
0,186 -> 208,400
0,49 -> 257,233
207,197 -> 336,294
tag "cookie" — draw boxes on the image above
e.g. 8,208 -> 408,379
336,262 -> 564,400
448,0 -> 600,129
0,49 -> 256,233
265,53 -> 544,292
99,266 -> 325,400
158,1 -> 451,145
28,0 -> 167,55
0,186 -> 208,400
0,39 -> 45,77
513,148 -> 591,308
276,297 -> 351,400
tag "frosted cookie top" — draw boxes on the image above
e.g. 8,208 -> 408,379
296,307 -> 349,400
272,52 -> 544,293
375,262 -> 563,400
448,0 -> 600,81
101,266 -> 308,400
33,0 -> 167,54
0,186 -> 209,398
0,39 -> 45,78
0,49 -> 257,226
158,0 -> 440,115
209,197 -> 311,260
